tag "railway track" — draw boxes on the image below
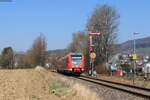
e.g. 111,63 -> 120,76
77,75 -> 150,99
45,68 -> 150,99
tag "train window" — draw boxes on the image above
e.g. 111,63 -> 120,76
72,55 -> 82,61
72,57 -> 82,61
71,55 -> 82,58
71,55 -> 82,66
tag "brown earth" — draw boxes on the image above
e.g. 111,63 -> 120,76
96,74 -> 150,88
0,67 -> 100,100
96,75 -> 131,84
0,68 -> 60,100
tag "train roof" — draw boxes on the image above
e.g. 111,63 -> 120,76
58,53 -> 83,61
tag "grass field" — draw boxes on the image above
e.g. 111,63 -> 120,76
137,48 -> 150,55
125,47 -> 150,55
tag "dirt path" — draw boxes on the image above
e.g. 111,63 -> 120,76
0,69 -> 59,100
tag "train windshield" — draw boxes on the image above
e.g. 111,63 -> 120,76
71,55 -> 82,66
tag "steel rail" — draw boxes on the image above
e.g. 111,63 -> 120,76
77,75 -> 150,99
80,75 -> 150,91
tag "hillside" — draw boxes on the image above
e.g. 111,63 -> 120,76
47,49 -> 67,57
118,36 -> 150,54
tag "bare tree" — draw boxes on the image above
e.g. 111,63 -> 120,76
67,31 -> 88,54
25,34 -> 47,67
87,5 -> 119,65
15,54 -> 26,69
0,47 -> 14,69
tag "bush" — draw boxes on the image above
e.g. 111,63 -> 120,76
95,65 -> 108,74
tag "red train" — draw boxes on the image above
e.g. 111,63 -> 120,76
57,53 -> 85,75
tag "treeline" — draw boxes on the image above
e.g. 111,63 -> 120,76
0,34 -> 47,69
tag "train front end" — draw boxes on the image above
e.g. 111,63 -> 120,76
68,53 -> 84,74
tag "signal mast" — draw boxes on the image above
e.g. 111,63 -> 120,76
89,32 -> 101,76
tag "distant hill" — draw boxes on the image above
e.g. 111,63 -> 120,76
118,36 -> 150,54
47,49 -> 67,57
47,36 -> 150,56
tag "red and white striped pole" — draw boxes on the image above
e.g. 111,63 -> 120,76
89,32 -> 101,76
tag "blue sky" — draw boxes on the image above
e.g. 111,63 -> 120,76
0,0 -> 150,51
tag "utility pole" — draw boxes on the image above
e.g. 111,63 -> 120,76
133,32 -> 140,84
89,32 -> 101,76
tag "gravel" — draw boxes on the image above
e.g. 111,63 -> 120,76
55,73 -> 148,100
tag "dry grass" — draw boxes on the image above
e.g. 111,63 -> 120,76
35,66 -> 101,100
0,67 -> 60,100
70,83 -> 100,100
55,75 -> 100,100
95,65 -> 108,74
